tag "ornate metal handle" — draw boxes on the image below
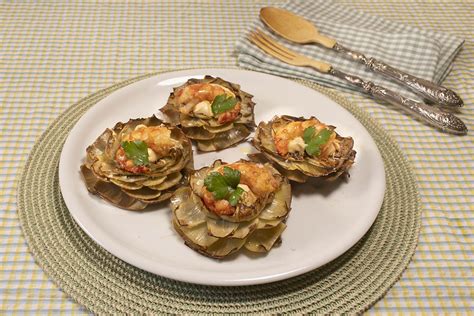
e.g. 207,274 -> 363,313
329,68 -> 467,135
333,43 -> 463,107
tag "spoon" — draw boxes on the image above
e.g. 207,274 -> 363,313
259,7 -> 464,108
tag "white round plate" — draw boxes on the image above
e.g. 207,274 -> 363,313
59,69 -> 385,286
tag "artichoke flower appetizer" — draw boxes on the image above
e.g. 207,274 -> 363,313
160,76 -> 255,151
81,116 -> 193,210
251,115 -> 356,183
171,159 -> 291,259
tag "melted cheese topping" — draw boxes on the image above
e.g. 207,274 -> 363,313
176,83 -> 235,116
287,136 -> 305,154
193,100 -> 213,117
123,125 -> 180,158
217,162 -> 279,198
273,118 -> 333,156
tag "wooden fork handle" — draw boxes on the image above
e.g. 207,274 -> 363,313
307,59 -> 332,73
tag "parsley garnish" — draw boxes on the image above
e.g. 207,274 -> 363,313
204,166 -> 244,206
228,187 -> 245,206
121,140 -> 149,166
303,127 -> 332,156
211,94 -> 238,115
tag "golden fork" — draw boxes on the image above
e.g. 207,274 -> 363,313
248,29 -> 332,73
247,30 -> 467,135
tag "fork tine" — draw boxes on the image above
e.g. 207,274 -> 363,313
247,32 -> 295,64
254,29 -> 298,59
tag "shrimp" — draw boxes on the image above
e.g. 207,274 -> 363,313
115,125 -> 180,173
176,83 -> 228,106
175,83 -> 241,122
225,162 -> 280,198
201,190 -> 235,216
201,162 -> 280,216
272,119 -> 334,156
217,102 -> 241,124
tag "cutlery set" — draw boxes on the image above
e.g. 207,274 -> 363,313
248,7 -> 467,135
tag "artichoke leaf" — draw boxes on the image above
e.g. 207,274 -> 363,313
109,179 -> 143,190
205,237 -> 246,258
197,124 -> 250,152
245,223 -> 286,252
179,114 -> 213,128
174,221 -> 219,248
248,153 -> 309,183
94,181 -> 148,211
230,217 -> 258,239
181,126 -> 215,140
206,217 -> 239,238
260,180 -> 291,220
202,122 -> 234,133
141,175 -> 167,186
171,187 -> 207,228
148,171 -> 183,191
122,187 -> 162,200
159,102 -> 181,125
110,174 -> 149,183
256,218 -> 283,229
80,164 -> 99,194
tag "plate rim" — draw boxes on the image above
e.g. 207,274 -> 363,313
59,68 -> 386,286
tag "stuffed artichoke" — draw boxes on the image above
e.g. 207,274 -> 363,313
160,76 -> 255,151
171,159 -> 291,259
81,116 -> 193,210
251,115 -> 356,183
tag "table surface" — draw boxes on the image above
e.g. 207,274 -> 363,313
1,0 -> 472,314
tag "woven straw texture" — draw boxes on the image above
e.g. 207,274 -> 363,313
3,0 -> 473,314
17,71 -> 420,314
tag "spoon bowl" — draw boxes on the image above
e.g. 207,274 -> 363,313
260,7 -> 336,48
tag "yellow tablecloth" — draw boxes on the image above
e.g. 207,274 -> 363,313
1,1 -> 472,313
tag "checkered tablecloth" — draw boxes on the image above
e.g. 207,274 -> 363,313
1,0 -> 472,314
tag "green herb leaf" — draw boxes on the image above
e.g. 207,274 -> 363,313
304,128 -> 332,156
204,172 -> 230,199
204,167 -> 243,204
228,187 -> 245,206
211,94 -> 238,115
223,166 -> 240,188
305,140 -> 321,156
121,141 -> 149,166
303,126 -> 316,143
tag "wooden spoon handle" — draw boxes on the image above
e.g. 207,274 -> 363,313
311,33 -> 337,48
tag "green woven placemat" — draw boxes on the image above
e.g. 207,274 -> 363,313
17,71 -> 421,314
